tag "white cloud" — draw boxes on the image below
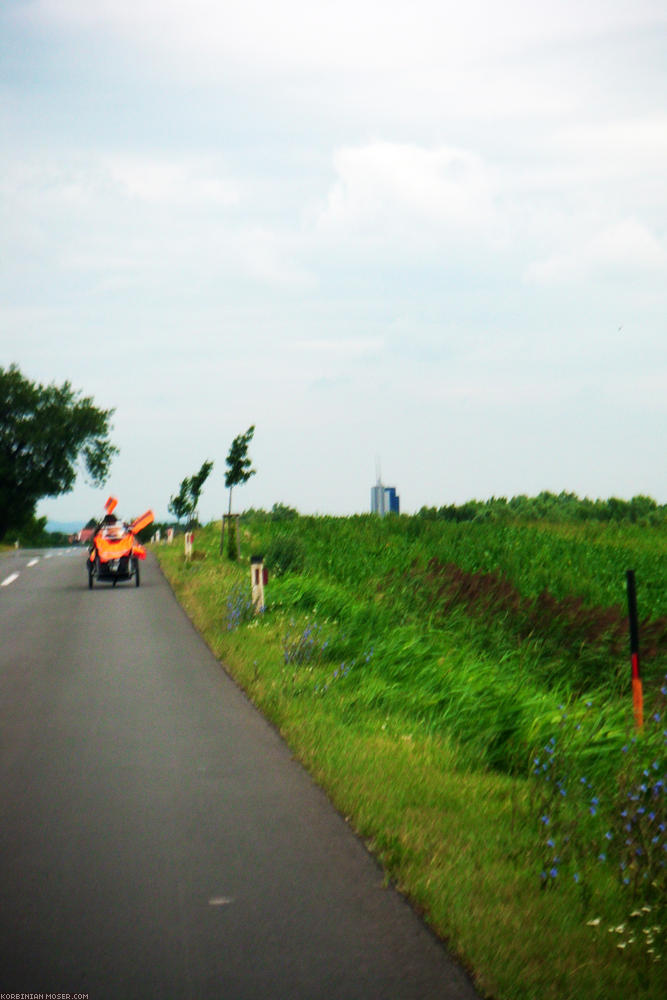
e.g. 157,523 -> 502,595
317,142 -> 499,248
32,1 -> 666,68
27,1 -> 667,123
235,227 -> 315,289
551,117 -> 667,173
1,153 -> 240,217
289,337 -> 383,360
105,156 -> 240,207
526,218 -> 667,285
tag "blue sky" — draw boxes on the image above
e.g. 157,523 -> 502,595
2,0 -> 666,525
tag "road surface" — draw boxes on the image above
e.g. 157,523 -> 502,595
0,548 -> 479,999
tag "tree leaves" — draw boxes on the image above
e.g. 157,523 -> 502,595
0,365 -> 118,540
225,425 -> 255,491
168,460 -> 214,527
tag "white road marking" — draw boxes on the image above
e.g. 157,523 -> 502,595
1,573 -> 19,587
208,896 -> 234,906
27,558 -> 39,568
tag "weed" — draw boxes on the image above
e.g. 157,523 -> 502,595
282,619 -> 326,665
531,681 -> 667,967
224,582 -> 255,630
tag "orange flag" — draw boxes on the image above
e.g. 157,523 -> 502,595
130,509 -> 154,535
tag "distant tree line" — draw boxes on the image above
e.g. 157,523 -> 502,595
2,515 -> 74,548
417,492 -> 665,525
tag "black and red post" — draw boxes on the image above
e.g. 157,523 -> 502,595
626,569 -> 644,730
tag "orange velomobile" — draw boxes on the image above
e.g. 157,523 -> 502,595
87,497 -> 154,589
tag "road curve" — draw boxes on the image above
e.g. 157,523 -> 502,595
0,549 -> 479,999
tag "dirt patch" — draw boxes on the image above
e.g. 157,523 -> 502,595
404,558 -> 667,686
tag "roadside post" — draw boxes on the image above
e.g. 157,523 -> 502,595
185,531 -> 194,560
626,569 -> 643,730
250,554 -> 267,613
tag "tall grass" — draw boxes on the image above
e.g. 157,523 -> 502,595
155,514 -> 667,998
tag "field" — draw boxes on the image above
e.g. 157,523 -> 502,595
155,513 -> 666,999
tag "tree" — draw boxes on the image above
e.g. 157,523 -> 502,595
220,425 -> 255,555
168,460 -> 214,528
0,364 -> 118,542
167,481 -> 190,525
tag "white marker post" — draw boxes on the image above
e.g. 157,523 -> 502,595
250,555 -> 267,613
185,531 -> 194,560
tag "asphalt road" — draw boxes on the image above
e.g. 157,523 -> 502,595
0,548 -> 479,1000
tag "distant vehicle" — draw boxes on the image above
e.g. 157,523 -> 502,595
87,497 -> 154,589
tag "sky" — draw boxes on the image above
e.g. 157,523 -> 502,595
1,0 -> 666,527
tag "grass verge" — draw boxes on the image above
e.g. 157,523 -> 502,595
155,529 -> 664,1000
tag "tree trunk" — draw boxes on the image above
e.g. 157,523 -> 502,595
219,486 -> 234,554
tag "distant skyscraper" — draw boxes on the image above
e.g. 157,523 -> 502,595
371,481 -> 400,516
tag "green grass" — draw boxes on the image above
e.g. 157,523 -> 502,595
154,517 -> 666,999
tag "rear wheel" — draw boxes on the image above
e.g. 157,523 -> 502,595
134,558 -> 141,587
88,563 -> 94,589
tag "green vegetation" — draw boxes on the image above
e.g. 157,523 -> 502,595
221,425 -> 256,558
168,459 -> 214,527
155,507 -> 666,999
2,514 -> 75,548
0,364 -> 117,542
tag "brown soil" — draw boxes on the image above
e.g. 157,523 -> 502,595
410,558 -> 667,672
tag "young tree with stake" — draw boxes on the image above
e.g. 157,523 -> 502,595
220,426 -> 255,557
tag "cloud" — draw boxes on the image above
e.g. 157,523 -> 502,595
317,142 -> 499,248
289,337 -> 383,360
27,0 -> 666,124
1,152 -> 240,220
1,152 -> 319,291
105,155 -> 240,207
235,227 -> 315,288
551,117 -> 667,173
525,217 -> 667,285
